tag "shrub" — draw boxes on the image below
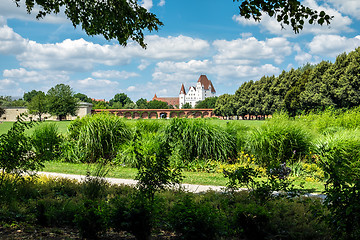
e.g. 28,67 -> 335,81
168,194 -> 220,240
246,113 -> 312,168
32,123 -> 62,161
231,203 -> 269,239
314,129 -> 360,239
110,195 -> 153,240
0,115 -> 41,179
74,199 -> 109,239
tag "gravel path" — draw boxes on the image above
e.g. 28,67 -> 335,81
37,171 -> 226,193
37,171 -> 326,198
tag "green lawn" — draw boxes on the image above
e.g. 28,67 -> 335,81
43,161 -> 325,193
0,118 -> 264,135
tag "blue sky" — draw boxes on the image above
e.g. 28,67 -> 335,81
1,0 -> 360,101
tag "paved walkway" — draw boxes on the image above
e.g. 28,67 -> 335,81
37,171 -> 326,199
37,171 -> 226,193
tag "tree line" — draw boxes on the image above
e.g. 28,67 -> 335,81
215,47 -> 360,118
0,84 -> 219,121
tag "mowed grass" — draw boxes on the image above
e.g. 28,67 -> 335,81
0,120 -> 72,135
0,118 -> 264,135
43,161 -> 325,192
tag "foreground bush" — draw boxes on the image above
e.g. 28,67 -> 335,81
0,173 -> 332,240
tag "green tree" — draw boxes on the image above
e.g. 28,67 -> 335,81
214,94 -> 236,118
74,93 -> 92,103
147,100 -> 169,109
182,103 -> 192,109
235,0 -> 332,33
136,98 -> 148,109
28,92 -> 47,121
0,100 -> 5,118
109,93 -> 133,108
46,84 -> 78,121
195,97 -> 218,109
15,0 -> 163,48
23,90 -> 44,102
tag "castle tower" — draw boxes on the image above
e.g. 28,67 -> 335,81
179,83 -> 186,108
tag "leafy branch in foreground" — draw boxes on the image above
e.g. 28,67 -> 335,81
14,0 -> 163,48
234,0 -> 333,33
0,114 -> 41,181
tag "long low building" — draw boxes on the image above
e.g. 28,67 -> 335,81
0,102 -> 93,122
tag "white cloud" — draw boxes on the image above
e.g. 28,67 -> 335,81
327,0 -> 360,20
2,30 -> 209,72
3,68 -> 70,84
127,86 -> 136,92
158,0 -> 165,7
140,0 -> 153,10
91,70 -> 139,79
232,0 -> 353,36
138,60 -> 150,70
213,37 -> 292,64
0,25 -> 27,55
70,78 -> 120,100
308,34 -> 360,57
0,0 -> 68,24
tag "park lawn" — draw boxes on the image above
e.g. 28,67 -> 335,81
0,120 -> 72,135
42,161 -> 325,193
0,118 -> 264,135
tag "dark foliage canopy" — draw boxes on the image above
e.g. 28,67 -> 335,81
234,0 -> 332,33
15,0 -> 331,49
15,0 -> 163,48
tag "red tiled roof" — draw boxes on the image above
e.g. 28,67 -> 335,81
197,75 -> 216,93
152,96 -> 179,106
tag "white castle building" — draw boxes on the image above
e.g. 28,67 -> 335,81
152,75 -> 216,108
179,75 -> 216,108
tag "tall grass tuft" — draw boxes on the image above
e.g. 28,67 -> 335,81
246,113 -> 313,168
32,123 -> 62,161
164,118 -> 237,163
67,114 -> 131,163
313,128 -> 360,168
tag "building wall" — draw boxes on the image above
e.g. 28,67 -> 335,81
0,102 -> 92,122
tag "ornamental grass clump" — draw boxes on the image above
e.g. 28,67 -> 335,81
246,113 -> 313,168
164,118 -> 237,163
67,113 -> 131,163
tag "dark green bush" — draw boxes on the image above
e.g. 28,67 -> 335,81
168,194 -> 220,240
74,199 -> 109,240
231,203 -> 269,239
110,195 -> 153,240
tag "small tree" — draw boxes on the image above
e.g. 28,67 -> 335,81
0,99 -> 5,118
46,84 -> 78,121
195,96 -> 218,109
23,90 -> 44,102
136,98 -> 148,109
28,92 -> 47,121
182,103 -> 192,109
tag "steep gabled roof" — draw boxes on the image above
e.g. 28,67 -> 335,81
180,83 -> 186,94
197,75 -> 216,93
